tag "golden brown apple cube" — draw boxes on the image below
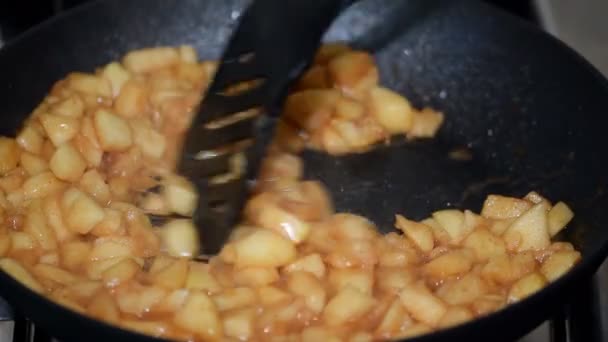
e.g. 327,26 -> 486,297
93,109 -> 133,151
548,202 -> 574,237
0,137 -> 20,175
322,286 -> 376,326
368,87 -> 414,134
39,113 -> 80,146
481,195 -> 532,219
102,62 -> 131,97
123,47 -> 180,73
49,143 -> 87,182
174,291 -> 222,339
399,282 -> 447,327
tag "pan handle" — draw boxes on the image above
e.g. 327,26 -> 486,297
12,314 -> 52,342
550,275 -> 604,342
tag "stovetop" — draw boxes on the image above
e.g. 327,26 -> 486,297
0,1 -> 606,341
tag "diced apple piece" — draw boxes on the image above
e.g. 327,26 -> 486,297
67,73 -> 112,98
102,257 -> 140,287
51,95 -> 84,118
41,195 -> 70,243
328,268 -> 374,295
463,228 -> 507,261
92,237 -> 135,262
60,240 -> 91,272
150,258 -> 189,289
212,287 -> 257,311
481,195 -> 532,219
16,125 -> 44,154
283,253 -> 326,279
395,215 -> 434,252
174,292 -> 223,339
503,203 -> 550,252
87,290 -> 120,323
399,282 -> 447,327
540,251 -> 581,282
178,45 -> 198,63
335,96 -> 364,120
160,219 -> 199,258
323,286 -> 376,326
223,308 -> 255,341
327,51 -> 378,100
0,258 -> 43,293
222,230 -> 296,268
286,271 -> 327,313
508,272 -> 547,303
0,137 -> 20,175
64,189 -> 106,234
154,288 -> 189,314
368,87 -> 413,134
39,113 -> 80,146
20,152 -> 48,176
301,327 -> 341,342
114,80 -> 148,118
22,171 -> 65,200
315,43 -> 352,64
130,120 -> 166,159
79,170 -> 111,205
162,175 -> 198,216
376,267 -> 416,294
436,274 -> 488,305
73,134 -> 102,168
232,267 -> 279,287
119,321 -> 169,338
49,143 -> 87,182
33,263 -> 78,286
524,191 -> 552,206
489,218 -> 515,236
283,89 -> 339,132
408,108 -> 445,138
10,232 -> 35,251
102,62 -> 131,97
432,209 -> 470,244
375,299 -> 413,338
123,47 -> 180,73
0,234 -> 11,257
471,294 -> 506,316
39,253 -> 59,265
93,109 -> 132,151
257,286 -> 292,307
56,281 -> 102,304
548,202 -> 574,237
115,285 -> 166,316
438,306 -> 474,329
185,262 -> 221,293
481,253 -> 537,285
245,192 -> 311,243
24,200 -> 57,251
90,209 -> 124,238
423,249 -> 474,279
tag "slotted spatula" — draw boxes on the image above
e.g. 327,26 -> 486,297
175,0 -> 354,257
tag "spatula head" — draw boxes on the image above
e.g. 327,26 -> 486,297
178,0 -> 352,256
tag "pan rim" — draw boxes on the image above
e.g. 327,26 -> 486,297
0,0 -> 607,341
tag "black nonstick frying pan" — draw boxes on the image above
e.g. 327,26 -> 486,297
1,0 -> 608,341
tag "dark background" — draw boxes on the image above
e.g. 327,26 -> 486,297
0,0 -> 537,42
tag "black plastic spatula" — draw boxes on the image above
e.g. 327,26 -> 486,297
176,0 -> 354,257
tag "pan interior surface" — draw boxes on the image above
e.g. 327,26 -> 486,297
0,0 -> 607,341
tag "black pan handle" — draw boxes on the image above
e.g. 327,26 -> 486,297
13,314 -> 53,342
550,276 -> 604,342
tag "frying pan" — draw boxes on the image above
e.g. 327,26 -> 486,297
0,0 -> 607,341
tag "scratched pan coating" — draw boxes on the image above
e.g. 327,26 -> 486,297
0,0 -> 607,341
